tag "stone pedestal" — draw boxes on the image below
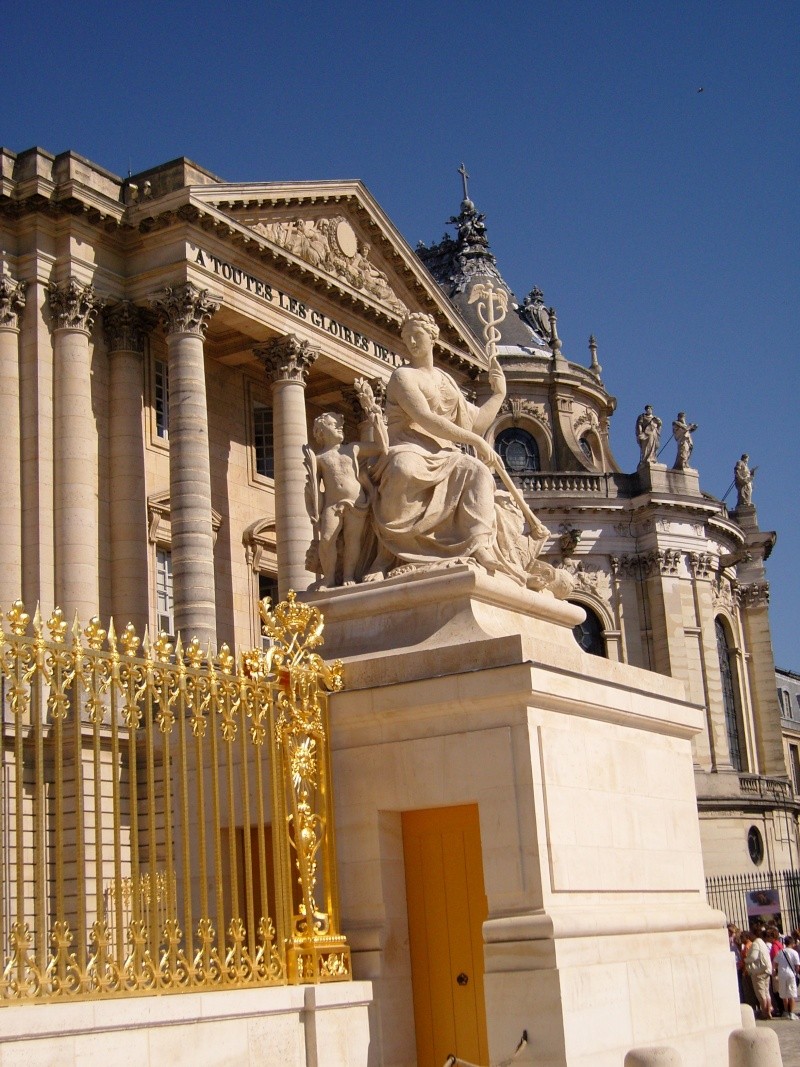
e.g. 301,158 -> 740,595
636,463 -> 701,498
311,568 -> 742,1066
0,982 -> 373,1066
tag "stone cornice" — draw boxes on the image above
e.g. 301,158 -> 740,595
254,334 -> 319,385
47,277 -> 102,333
103,301 -> 155,353
152,283 -> 219,337
0,276 -> 27,329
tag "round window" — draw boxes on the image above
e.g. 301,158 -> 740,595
494,428 -> 540,475
570,603 -> 606,658
747,825 -> 764,866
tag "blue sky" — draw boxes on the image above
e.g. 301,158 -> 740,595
2,0 -> 798,665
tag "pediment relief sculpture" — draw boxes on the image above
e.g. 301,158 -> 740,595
251,216 -> 407,316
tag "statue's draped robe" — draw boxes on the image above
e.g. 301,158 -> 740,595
371,368 -> 547,584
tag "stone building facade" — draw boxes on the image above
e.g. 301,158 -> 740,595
0,144 -> 792,892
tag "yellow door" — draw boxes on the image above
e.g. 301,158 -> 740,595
401,804 -> 489,1067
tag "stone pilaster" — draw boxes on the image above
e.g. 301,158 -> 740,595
688,553 -> 729,771
152,283 -> 219,649
739,581 -> 785,776
103,302 -> 152,635
48,277 -> 103,621
0,276 -> 27,608
255,335 -> 318,598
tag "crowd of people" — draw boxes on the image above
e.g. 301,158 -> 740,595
729,921 -> 800,1020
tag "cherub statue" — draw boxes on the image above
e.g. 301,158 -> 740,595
303,398 -> 387,589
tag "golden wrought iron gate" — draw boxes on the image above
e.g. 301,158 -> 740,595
0,591 -> 349,1003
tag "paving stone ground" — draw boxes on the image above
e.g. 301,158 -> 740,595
758,1017 -> 800,1065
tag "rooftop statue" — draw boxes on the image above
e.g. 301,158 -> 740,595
671,412 -> 698,470
635,405 -> 662,465
734,453 -> 757,508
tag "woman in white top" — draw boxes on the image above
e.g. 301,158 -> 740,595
775,935 -> 800,1020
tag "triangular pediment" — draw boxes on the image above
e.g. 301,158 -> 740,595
188,181 -> 487,372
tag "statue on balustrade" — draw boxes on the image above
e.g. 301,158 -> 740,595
671,412 -> 698,470
636,405 -> 662,465
734,453 -> 757,508
303,312 -> 572,598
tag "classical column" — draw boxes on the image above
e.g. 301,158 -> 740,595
48,278 -> 102,621
0,276 -> 26,608
254,336 -> 318,598
103,302 -> 152,635
152,283 -> 219,649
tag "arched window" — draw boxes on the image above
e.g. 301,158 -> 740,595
494,427 -> 540,475
579,436 -> 593,462
716,618 -> 744,771
571,603 -> 606,658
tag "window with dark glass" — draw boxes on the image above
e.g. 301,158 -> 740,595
747,825 -> 764,866
154,358 -> 169,439
571,603 -> 606,657
790,745 -> 800,795
494,427 -> 540,474
156,548 -> 174,635
716,618 -> 743,771
579,436 -> 593,461
253,404 -> 274,478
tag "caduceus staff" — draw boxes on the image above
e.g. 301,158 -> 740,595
467,282 -> 549,541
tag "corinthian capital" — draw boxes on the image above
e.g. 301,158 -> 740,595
254,334 -> 319,385
103,301 -> 155,354
48,277 -> 102,332
152,283 -> 219,337
0,276 -> 27,329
